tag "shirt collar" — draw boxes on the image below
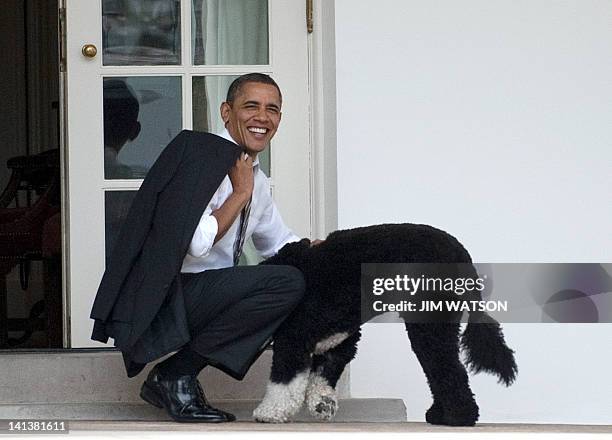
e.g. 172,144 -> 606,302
219,128 -> 260,168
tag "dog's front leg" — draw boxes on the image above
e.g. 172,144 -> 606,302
253,336 -> 312,423
306,330 -> 361,421
253,369 -> 311,423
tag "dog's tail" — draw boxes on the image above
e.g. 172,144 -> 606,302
461,312 -> 517,386
459,264 -> 518,386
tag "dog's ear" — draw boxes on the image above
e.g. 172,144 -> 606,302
261,238 -> 311,267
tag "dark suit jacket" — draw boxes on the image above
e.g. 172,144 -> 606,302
90,130 -> 242,377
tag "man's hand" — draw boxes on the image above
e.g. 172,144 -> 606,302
228,152 -> 254,199
210,153 -> 254,244
310,239 -> 325,247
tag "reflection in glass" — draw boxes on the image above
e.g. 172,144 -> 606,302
103,76 -> 182,179
192,0 -> 269,65
102,0 -> 181,66
192,76 -> 270,176
105,191 -> 136,266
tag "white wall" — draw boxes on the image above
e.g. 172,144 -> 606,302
334,0 -> 612,424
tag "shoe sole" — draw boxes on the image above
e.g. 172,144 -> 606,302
140,381 -> 235,423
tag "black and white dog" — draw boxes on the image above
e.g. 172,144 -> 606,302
252,223 -> 517,426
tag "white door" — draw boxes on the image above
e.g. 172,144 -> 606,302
65,0 -> 311,348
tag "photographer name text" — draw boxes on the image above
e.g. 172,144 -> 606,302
372,299 -> 508,313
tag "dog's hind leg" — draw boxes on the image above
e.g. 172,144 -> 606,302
306,330 -> 362,421
253,332 -> 312,423
405,323 -> 479,426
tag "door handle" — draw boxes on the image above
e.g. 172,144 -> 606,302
81,44 -> 98,58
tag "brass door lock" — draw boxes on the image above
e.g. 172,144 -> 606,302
81,44 -> 98,58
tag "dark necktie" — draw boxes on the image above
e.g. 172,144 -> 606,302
233,197 -> 252,266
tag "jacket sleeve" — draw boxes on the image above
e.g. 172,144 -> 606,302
90,131 -> 190,325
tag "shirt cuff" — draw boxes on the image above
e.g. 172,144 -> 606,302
270,232 -> 302,257
188,214 -> 219,258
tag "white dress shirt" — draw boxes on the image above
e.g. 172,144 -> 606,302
180,129 -> 300,273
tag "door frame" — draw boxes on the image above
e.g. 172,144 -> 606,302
308,0 -> 338,240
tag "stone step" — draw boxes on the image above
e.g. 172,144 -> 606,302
0,399 -> 407,423
0,349 -> 349,403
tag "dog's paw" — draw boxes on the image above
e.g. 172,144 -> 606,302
252,402 -> 291,423
253,373 -> 309,423
310,394 -> 337,420
306,373 -> 338,421
425,399 -> 479,427
425,401 -> 444,425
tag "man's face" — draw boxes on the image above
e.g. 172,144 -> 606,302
220,82 -> 282,156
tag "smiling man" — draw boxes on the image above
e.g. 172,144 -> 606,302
138,73 -> 307,423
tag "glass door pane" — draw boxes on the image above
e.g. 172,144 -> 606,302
104,190 -> 137,265
103,76 -> 183,180
191,0 -> 269,65
102,0 -> 182,65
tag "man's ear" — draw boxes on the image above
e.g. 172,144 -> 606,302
220,102 -> 231,125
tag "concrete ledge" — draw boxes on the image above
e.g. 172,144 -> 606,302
0,398 -> 407,423
0,350 -> 349,403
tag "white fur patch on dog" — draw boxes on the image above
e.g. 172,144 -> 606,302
253,371 -> 309,423
314,332 -> 350,355
306,371 -> 338,420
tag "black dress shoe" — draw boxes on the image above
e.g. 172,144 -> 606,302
140,365 -> 236,423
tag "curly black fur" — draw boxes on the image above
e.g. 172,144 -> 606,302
261,223 -> 517,426
461,313 -> 518,386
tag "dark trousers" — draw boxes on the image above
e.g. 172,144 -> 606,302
179,264 -> 305,380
